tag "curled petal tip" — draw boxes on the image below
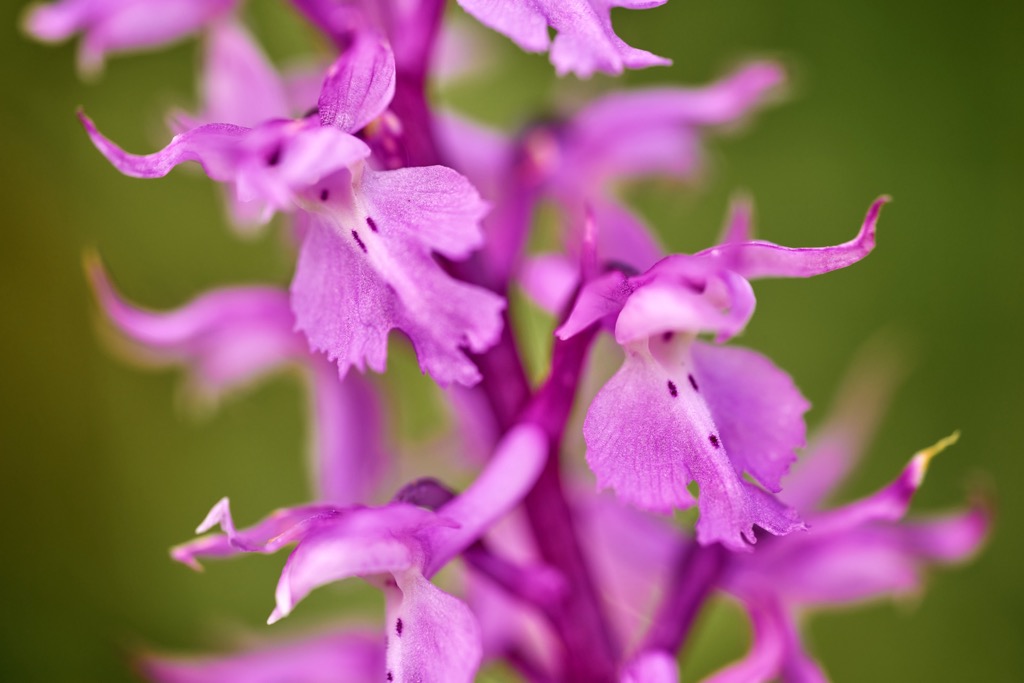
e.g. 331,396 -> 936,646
910,431 -> 960,486
169,545 -> 204,572
267,607 -> 286,625
195,496 -> 232,534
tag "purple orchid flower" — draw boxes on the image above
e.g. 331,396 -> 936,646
23,0 -> 237,75
436,61 -> 785,289
708,433 -> 989,683
171,425 -> 547,683
556,198 -> 887,550
86,256 -> 388,504
143,626 -> 385,683
79,30 -> 505,386
454,0 -> 671,78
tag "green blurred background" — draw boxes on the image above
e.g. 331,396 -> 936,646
2,0 -> 1022,680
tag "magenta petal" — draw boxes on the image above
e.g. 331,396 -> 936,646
455,0 -> 670,78
143,627 -> 385,683
620,651 -> 679,683
25,0 -> 235,74
308,357 -> 389,505
170,498 -> 341,569
704,600 -> 825,683
80,113 -> 370,221
199,21 -> 290,127
87,259 -> 302,396
899,504 -> 990,562
270,504 -> 447,623
292,168 -> 505,386
691,342 -> 809,492
425,425 -> 547,573
583,347 -> 801,549
556,270 -> 632,340
318,32 -> 396,134
702,197 -> 889,280
520,253 -> 579,315
383,570 -> 482,683
613,272 -> 756,345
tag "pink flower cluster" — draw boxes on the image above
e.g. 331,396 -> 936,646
27,0 -> 988,681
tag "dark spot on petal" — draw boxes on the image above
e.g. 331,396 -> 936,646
320,189 -> 329,201
386,673 -> 393,681
709,434 -> 720,449
351,230 -> 367,253
662,331 -> 673,342
366,216 -> 379,232
688,374 -> 699,392
667,380 -> 678,398
396,618 -> 403,636
265,145 -> 282,167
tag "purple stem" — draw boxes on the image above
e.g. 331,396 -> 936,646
521,328 -> 621,683
642,542 -> 729,655
392,47 -> 618,681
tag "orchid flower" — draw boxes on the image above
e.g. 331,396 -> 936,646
172,425 -> 547,683
79,28 -> 505,386
557,198 -> 887,549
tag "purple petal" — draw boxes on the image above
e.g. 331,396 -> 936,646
612,269 -> 756,344
425,425 -> 547,574
620,651 -> 679,683
318,32 -> 396,134
520,253 -> 580,316
143,627 -> 385,683
270,504 -> 449,623
455,0 -> 670,78
86,257 -> 302,397
199,21 -> 290,127
783,341 -> 906,511
556,269 -> 632,340
556,62 -> 783,189
24,0 -> 236,74
308,356 -> 390,504
383,570 -> 482,683
80,113 -> 371,222
700,197 -> 889,280
898,503 -> 990,562
583,344 -> 802,550
691,342 -> 809,493
703,600 -> 825,683
291,168 -> 504,386
171,498 -> 342,569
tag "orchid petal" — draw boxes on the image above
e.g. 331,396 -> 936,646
455,0 -> 670,78
383,569 -> 482,683
199,21 -> 290,127
143,628 -> 385,683
520,252 -> 579,316
556,269 -> 632,340
691,342 -> 809,493
620,651 -> 679,683
291,168 -> 504,386
171,498 -> 341,569
704,600 -> 824,683
783,341 -> 906,510
583,346 -> 802,549
87,258 -> 301,397
700,197 -> 888,280
24,0 -> 235,74
269,504 -> 446,623
80,113 -> 371,220
318,32 -> 396,134
426,424 -> 547,573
